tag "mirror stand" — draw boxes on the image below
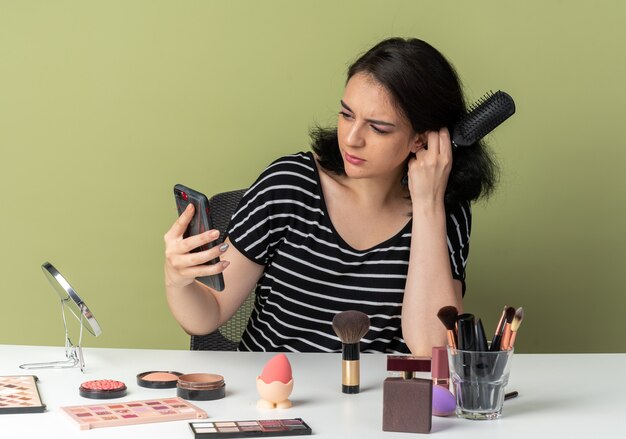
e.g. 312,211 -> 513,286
20,299 -> 87,372
20,262 -> 101,373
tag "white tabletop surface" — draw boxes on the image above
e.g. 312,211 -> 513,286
1,345 -> 625,438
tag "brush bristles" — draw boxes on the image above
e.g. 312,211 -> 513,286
437,306 -> 458,330
504,306 -> 516,323
511,307 -> 524,332
332,311 -> 370,344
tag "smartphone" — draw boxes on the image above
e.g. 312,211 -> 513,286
173,184 -> 225,291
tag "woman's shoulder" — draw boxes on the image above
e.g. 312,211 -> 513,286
251,151 -> 317,189
263,151 -> 316,174
234,151 -> 323,227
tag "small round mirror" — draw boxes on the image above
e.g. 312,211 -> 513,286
42,262 -> 102,337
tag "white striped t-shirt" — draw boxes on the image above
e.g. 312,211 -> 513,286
227,151 -> 471,353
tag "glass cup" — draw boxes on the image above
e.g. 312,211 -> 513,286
447,347 -> 514,420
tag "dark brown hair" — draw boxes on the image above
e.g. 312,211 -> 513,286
311,37 -> 498,208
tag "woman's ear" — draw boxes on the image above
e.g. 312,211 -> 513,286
411,132 -> 428,153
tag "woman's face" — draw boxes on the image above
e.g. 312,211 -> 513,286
337,73 -> 422,181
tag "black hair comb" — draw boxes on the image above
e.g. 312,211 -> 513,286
452,90 -> 516,147
402,90 -> 515,185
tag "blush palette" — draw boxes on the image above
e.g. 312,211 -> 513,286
0,375 -> 46,414
189,418 -> 312,438
61,396 -> 207,430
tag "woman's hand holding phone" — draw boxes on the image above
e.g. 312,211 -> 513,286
164,203 -> 229,291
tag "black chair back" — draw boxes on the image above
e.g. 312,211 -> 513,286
190,189 -> 255,351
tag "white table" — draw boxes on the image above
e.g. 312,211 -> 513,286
1,345 -> 624,438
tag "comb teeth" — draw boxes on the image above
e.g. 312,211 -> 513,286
452,90 -> 516,147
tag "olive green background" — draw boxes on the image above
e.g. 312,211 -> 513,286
1,1 -> 624,353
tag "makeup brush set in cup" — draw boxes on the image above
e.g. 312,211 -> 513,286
438,305 -> 525,420
329,305 -> 525,433
332,310 -> 493,434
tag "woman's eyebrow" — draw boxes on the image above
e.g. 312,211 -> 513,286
340,100 -> 396,127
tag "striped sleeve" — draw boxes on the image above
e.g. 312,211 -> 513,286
227,153 -> 319,265
446,200 -> 472,292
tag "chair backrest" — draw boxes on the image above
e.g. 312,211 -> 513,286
190,188 -> 255,351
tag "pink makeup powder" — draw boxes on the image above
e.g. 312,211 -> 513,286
79,380 -> 127,399
142,372 -> 180,382
81,380 -> 125,391
137,371 -> 183,389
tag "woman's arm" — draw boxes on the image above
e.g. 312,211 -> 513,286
402,128 -> 464,356
164,203 -> 263,335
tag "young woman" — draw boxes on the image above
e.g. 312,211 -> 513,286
164,38 -> 497,356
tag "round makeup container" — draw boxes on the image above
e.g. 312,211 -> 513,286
136,371 -> 183,389
177,373 -> 225,401
79,379 -> 127,399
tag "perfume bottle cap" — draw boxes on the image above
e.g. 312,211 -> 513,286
431,346 -> 449,380
386,355 -> 431,373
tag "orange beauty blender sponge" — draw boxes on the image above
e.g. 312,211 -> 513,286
257,354 -> 293,409
259,353 -> 292,384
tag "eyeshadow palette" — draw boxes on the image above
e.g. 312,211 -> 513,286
61,396 -> 207,430
0,375 -> 46,414
190,418 -> 312,438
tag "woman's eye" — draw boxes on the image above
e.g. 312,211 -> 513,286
371,125 -> 389,134
339,111 -> 353,120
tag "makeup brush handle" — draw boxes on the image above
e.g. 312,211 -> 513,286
489,334 -> 502,352
342,360 -> 360,394
501,324 -> 512,351
490,308 -> 508,351
504,391 -> 519,401
342,343 -> 360,361
508,332 -> 518,350
341,343 -> 361,394
446,330 -> 457,349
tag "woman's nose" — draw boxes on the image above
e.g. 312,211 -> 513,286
345,123 -> 366,148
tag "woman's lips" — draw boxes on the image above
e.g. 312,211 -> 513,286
344,152 -> 365,165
